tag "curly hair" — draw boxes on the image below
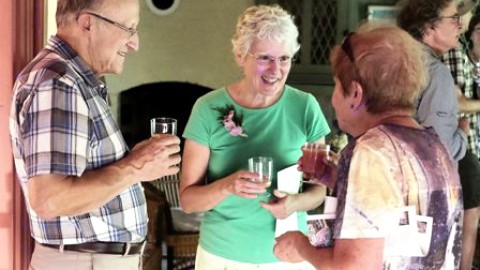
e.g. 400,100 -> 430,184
56,0 -> 104,27
231,5 -> 300,58
397,0 -> 453,40
330,23 -> 428,114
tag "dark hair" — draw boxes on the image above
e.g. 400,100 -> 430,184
56,0 -> 104,27
397,0 -> 453,40
466,14 -> 480,48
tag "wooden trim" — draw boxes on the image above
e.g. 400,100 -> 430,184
0,0 -> 14,268
12,1 -> 45,269
13,0 -> 44,75
13,190 -> 31,270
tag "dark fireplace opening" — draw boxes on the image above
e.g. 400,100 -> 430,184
119,81 -> 212,149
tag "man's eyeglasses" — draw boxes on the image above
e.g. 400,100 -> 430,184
437,14 -> 461,24
248,53 -> 294,66
85,12 -> 137,38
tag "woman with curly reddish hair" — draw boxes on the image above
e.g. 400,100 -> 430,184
274,23 -> 463,269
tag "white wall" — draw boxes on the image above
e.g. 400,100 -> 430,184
46,0 -> 57,42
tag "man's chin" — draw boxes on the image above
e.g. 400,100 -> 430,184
109,66 -> 124,75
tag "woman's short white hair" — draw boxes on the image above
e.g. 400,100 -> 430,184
231,5 -> 300,57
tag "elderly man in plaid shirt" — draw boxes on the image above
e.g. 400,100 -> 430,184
9,0 -> 181,269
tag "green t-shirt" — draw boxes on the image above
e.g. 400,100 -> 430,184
183,85 -> 330,263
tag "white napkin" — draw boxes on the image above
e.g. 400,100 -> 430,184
275,165 -> 302,237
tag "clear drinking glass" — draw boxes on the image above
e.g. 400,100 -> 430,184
150,117 -> 177,135
248,156 -> 273,198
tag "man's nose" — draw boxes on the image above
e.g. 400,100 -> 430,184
128,33 -> 140,52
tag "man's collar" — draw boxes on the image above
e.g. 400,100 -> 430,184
46,35 -> 105,90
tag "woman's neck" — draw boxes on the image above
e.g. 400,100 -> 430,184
376,113 -> 422,129
349,111 -> 422,138
226,80 -> 282,109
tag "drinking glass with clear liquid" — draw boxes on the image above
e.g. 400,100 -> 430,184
150,117 -> 178,177
248,156 -> 273,198
150,117 -> 177,135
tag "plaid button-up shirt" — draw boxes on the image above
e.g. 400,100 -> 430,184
9,36 -> 147,244
442,45 -> 480,157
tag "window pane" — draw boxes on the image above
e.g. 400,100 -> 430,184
311,0 -> 337,65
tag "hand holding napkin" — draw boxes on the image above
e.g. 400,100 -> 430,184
274,164 -> 302,237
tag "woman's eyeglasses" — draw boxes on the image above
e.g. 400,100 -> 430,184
248,53 -> 294,66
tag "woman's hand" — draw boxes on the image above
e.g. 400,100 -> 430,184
298,151 -> 340,189
274,231 -> 311,263
260,190 -> 297,219
222,170 -> 269,198
314,151 -> 340,189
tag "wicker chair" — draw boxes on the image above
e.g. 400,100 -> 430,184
119,82 -> 210,269
150,174 -> 201,270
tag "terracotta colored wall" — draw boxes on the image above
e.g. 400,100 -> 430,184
0,0 -> 15,269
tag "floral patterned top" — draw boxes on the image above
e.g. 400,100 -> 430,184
332,124 -> 463,269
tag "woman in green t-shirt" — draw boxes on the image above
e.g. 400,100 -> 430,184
180,4 -> 330,270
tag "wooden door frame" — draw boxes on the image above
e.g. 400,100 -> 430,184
12,1 -> 45,269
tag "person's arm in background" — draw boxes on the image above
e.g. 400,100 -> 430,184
457,86 -> 480,112
442,47 -> 477,120
456,85 -> 480,133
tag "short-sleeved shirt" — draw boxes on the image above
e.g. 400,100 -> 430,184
9,36 -> 147,244
183,86 -> 330,263
333,124 -> 463,269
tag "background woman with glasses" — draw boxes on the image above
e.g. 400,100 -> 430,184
180,4 -> 330,270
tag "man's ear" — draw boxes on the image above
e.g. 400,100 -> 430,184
424,23 -> 435,36
77,13 -> 91,31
